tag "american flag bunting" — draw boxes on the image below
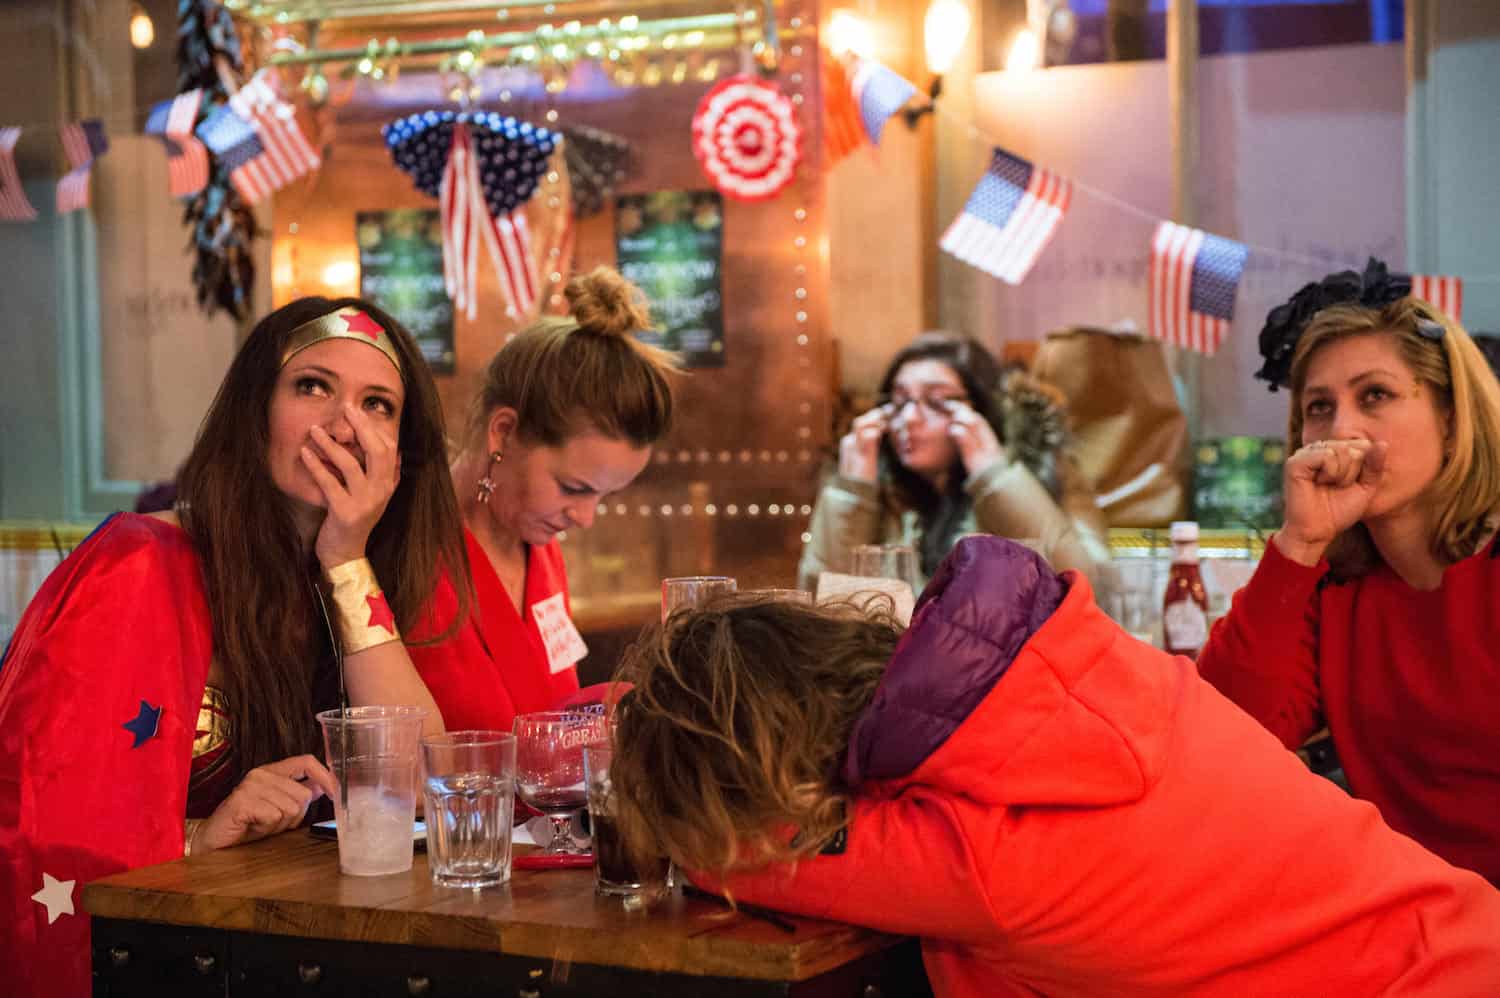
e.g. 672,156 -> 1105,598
850,59 -> 916,146
1149,221 -> 1249,355
822,53 -> 865,165
1411,274 -> 1463,323
440,123 -> 539,321
55,119 -> 108,214
144,90 -> 208,198
940,148 -> 1072,285
196,70 -> 319,205
0,127 -> 38,222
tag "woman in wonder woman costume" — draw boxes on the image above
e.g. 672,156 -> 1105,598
0,297 -> 468,998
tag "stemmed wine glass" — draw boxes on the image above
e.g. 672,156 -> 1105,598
513,710 -> 604,855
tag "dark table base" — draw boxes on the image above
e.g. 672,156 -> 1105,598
92,917 -> 933,998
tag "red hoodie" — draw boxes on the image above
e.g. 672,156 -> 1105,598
712,538 -> 1500,996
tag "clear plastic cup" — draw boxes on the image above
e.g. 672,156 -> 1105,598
421,731 -> 516,889
317,706 -> 427,877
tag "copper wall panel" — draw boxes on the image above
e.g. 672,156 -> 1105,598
272,15 -> 831,630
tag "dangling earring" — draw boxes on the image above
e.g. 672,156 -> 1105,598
475,451 -> 503,504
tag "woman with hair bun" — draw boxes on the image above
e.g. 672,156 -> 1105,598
408,267 -> 679,732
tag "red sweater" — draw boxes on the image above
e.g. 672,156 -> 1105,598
1198,537 -> 1500,885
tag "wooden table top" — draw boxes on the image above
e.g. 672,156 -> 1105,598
82,833 -> 907,983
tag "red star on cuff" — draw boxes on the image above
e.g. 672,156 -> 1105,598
341,310 -> 384,340
365,592 -> 397,634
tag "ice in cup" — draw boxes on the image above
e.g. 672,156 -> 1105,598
421,731 -> 516,889
583,742 -> 670,897
317,706 -> 427,877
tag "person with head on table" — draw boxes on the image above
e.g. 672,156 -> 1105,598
406,266 -> 678,732
0,297 -> 469,998
607,536 -> 1500,997
799,331 -> 1110,594
1197,258 -> 1500,887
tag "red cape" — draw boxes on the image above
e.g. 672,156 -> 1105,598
0,514 -> 212,998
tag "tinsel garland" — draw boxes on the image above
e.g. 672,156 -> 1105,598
176,0 -> 258,319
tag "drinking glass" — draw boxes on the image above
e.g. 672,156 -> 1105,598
513,710 -> 604,855
583,742 -> 670,898
850,543 -> 918,588
421,731 -> 516,889
661,576 -> 737,622
747,588 -> 813,604
317,706 -> 427,877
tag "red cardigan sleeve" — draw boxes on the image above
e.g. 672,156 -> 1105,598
1197,537 -> 1327,749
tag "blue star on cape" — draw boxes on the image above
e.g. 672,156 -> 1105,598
382,110 -> 558,215
122,700 -> 162,749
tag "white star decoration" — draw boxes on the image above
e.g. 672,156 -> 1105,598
31,872 -> 75,924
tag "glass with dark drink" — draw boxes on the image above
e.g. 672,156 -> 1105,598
583,742 -> 670,897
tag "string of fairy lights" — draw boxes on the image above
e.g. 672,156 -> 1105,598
245,0 -> 827,537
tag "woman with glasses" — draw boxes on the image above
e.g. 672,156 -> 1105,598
799,331 -> 1109,591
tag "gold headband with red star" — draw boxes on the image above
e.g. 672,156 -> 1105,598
280,307 -> 403,375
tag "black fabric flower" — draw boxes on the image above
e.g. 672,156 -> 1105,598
1255,257 -> 1412,390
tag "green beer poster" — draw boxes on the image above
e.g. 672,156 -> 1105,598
1193,436 -> 1285,529
357,210 -> 455,373
615,191 -> 725,367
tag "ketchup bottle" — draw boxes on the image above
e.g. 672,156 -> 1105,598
1162,521 -> 1209,659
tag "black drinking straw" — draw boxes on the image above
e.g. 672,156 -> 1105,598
311,579 -> 350,812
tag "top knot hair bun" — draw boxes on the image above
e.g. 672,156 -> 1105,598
566,267 -> 654,338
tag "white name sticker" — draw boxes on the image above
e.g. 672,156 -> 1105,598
532,591 -> 589,674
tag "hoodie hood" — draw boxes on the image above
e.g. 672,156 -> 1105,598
843,534 -> 1178,809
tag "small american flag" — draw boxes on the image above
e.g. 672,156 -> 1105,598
196,71 -> 319,205
1149,221 -> 1249,355
940,148 -> 1072,285
144,90 -> 208,198
823,53 -> 864,165
1411,274 -> 1463,323
440,123 -> 538,321
0,127 -> 38,222
196,104 -> 267,201
55,119 -> 108,214
850,59 -> 916,146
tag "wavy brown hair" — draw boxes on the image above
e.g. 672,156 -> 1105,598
876,332 -> 1016,576
466,267 -> 678,449
609,594 -> 900,880
1288,296 -> 1500,577
177,296 -> 469,773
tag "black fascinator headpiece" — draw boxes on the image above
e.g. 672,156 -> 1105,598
1255,257 -> 1412,391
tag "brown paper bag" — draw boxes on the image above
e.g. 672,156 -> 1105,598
1031,326 -> 1187,527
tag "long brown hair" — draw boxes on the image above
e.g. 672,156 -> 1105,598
466,267 -> 678,448
876,332 -> 1012,575
609,594 -> 900,879
177,296 -> 469,772
1288,296 -> 1500,576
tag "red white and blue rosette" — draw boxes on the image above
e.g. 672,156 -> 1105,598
691,75 -> 802,202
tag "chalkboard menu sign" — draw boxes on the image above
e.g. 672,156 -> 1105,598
357,210 -> 455,374
615,191 -> 724,368
1193,436 -> 1285,530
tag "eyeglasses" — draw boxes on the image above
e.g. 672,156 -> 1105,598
883,392 -> 970,419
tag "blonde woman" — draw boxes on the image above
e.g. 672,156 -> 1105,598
606,538 -> 1500,996
407,268 -> 677,732
1200,259 -> 1500,886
